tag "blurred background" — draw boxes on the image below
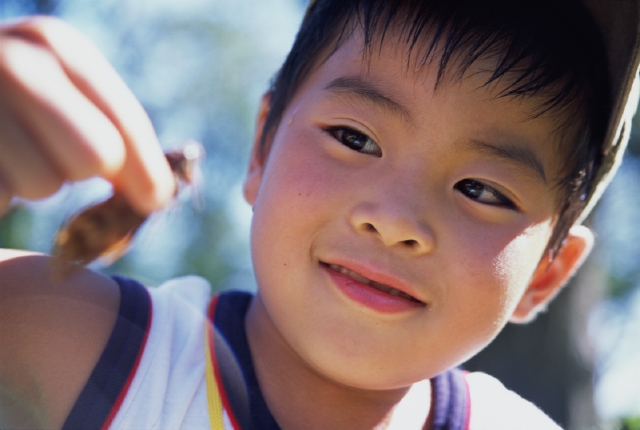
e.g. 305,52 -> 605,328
0,0 -> 638,428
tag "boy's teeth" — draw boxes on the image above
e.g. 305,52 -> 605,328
330,264 -> 371,284
327,263 -> 420,303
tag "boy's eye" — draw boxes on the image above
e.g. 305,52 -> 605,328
454,179 -> 516,210
326,126 -> 382,157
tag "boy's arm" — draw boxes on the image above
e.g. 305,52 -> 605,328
0,249 -> 120,429
0,17 -> 171,429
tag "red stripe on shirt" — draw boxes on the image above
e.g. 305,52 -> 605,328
101,289 -> 153,430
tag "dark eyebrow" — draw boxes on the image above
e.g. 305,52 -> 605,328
463,139 -> 547,183
324,77 -> 411,122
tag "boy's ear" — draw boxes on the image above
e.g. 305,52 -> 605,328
510,225 -> 594,323
243,93 -> 271,205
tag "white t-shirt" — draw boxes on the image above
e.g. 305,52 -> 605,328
61,276 -> 562,430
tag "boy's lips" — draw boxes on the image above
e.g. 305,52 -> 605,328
326,264 -> 424,304
320,260 -> 426,309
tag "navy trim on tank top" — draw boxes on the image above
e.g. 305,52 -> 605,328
214,290 -> 280,430
431,368 -> 469,430
213,290 -> 469,430
62,276 -> 151,430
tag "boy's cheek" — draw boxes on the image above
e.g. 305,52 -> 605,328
489,223 -> 554,311
254,130 -> 352,216
444,220 -> 553,314
445,212 -> 548,273
253,164 -> 328,226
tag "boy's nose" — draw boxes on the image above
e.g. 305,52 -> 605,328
348,200 -> 435,255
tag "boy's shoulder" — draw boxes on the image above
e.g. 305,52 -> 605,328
0,249 -> 120,429
466,372 -> 562,429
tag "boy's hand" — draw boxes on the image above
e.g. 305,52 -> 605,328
0,16 -> 175,216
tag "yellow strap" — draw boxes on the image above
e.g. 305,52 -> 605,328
205,323 -> 225,430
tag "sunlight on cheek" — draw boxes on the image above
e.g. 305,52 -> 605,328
493,222 -> 553,312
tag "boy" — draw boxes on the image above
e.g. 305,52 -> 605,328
1,0 -> 639,428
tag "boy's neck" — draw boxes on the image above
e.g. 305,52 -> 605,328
245,294 -> 433,430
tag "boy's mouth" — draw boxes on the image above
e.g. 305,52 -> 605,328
325,263 -> 424,304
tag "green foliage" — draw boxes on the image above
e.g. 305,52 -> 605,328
619,416 -> 640,430
0,206 -> 33,250
607,273 -> 637,299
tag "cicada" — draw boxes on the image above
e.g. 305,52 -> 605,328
52,141 -> 204,266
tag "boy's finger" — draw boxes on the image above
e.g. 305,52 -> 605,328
0,109 -> 63,199
2,38 -> 125,184
6,17 -> 176,214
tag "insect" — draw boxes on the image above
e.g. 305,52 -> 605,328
52,141 -> 204,267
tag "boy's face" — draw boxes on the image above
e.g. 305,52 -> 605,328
244,32 -> 589,389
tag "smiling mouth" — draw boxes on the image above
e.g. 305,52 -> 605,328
325,263 -> 424,304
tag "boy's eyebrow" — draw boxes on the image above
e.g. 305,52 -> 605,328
462,139 -> 548,183
324,77 -> 411,122
323,77 -> 547,183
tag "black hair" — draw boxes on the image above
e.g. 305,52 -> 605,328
260,0 -> 611,256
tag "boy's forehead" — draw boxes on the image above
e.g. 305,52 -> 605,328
318,18 -> 578,119
299,34 -> 568,186
321,34 -> 542,115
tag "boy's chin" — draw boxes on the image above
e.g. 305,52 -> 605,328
307,354 -> 457,392
287,331 -> 476,391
